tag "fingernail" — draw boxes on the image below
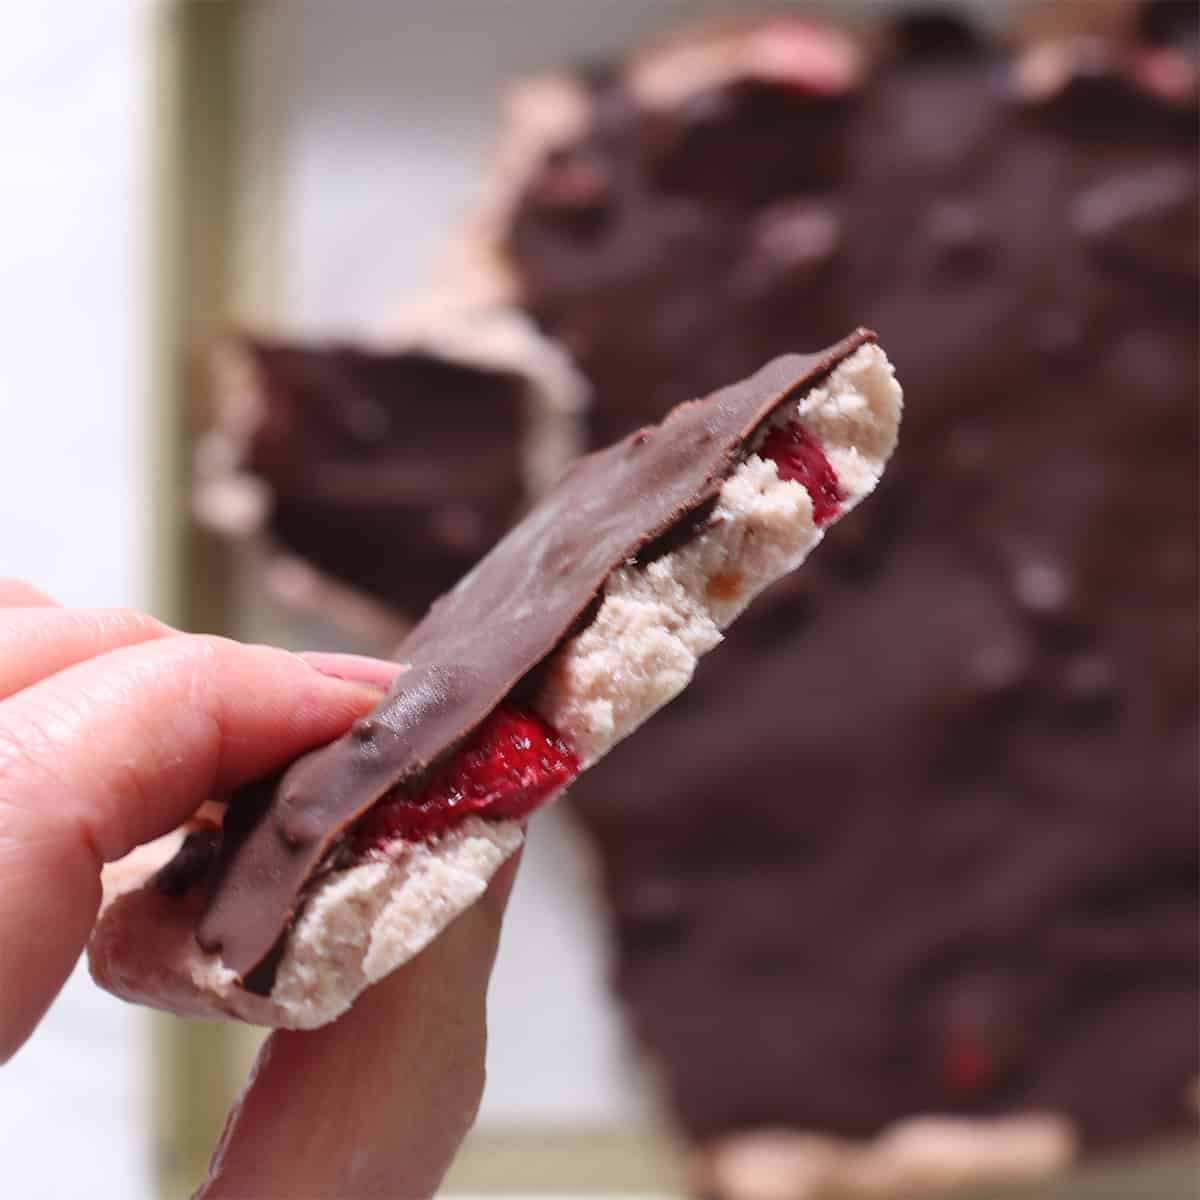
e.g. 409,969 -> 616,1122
300,652 -> 404,689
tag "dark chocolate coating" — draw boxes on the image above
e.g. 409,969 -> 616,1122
243,341 -> 528,615
506,11 -> 1198,1151
152,829 -> 221,899
197,332 -> 874,987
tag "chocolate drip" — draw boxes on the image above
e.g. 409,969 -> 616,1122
196,331 -> 875,989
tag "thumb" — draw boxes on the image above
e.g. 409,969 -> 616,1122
196,849 -> 522,1200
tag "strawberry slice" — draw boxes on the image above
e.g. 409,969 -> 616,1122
758,420 -> 843,524
354,704 -> 579,850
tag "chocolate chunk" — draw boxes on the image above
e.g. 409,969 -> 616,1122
196,331 -> 876,988
504,5 -> 1197,1152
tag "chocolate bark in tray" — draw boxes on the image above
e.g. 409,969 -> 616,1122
505,8 -> 1198,1150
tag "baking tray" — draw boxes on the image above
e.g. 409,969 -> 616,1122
155,3 -> 1198,1196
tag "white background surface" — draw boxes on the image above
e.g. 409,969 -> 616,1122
0,3 -> 154,1199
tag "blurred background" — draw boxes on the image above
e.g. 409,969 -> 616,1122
0,2 -> 1196,1199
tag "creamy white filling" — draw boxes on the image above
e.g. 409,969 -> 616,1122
536,342 -> 901,765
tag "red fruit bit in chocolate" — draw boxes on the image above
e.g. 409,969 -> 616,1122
354,704 -> 578,851
758,419 -> 843,524
942,1032 -> 995,1097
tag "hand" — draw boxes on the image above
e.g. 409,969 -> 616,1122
0,579 -> 518,1198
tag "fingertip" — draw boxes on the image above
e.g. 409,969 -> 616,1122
0,579 -> 57,608
297,651 -> 404,690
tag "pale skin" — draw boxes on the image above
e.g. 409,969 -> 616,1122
0,578 -> 518,1198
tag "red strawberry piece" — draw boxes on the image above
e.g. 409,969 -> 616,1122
355,704 -> 579,850
758,419 -> 843,524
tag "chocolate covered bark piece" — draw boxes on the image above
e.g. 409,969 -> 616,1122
497,3 -> 1198,1183
90,332 -> 901,1028
195,309 -> 586,629
245,340 -> 527,614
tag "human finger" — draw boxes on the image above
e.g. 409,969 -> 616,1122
0,637 -> 398,1061
197,852 -> 523,1200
